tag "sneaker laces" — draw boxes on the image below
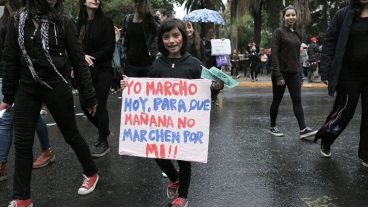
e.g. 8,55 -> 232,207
81,175 -> 90,189
172,197 -> 186,205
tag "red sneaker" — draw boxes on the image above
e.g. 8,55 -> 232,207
77,173 -> 99,195
8,199 -> 33,207
171,197 -> 188,207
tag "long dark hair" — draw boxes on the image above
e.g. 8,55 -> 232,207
158,18 -> 188,56
351,0 -> 364,19
0,0 -> 23,25
185,21 -> 201,58
27,0 -> 64,21
77,0 -> 106,45
77,0 -> 104,29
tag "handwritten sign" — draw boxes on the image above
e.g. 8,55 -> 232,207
119,78 -> 212,163
211,39 -> 231,55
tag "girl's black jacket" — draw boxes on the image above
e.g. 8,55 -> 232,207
1,14 -> 97,107
320,4 -> 353,96
80,15 -> 115,70
149,53 -> 202,79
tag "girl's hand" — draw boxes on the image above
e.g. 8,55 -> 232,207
277,79 -> 285,86
87,104 -> 98,117
120,75 -> 128,90
85,55 -> 95,67
0,102 -> 11,111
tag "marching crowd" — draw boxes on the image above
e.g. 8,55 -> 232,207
0,0 -> 368,207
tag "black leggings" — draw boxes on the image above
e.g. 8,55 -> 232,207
13,82 -> 97,199
155,159 -> 191,198
315,79 -> 368,160
80,70 -> 112,141
270,72 -> 306,130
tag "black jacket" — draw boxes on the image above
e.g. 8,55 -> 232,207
149,53 -> 202,79
80,15 -> 115,70
2,13 -> 96,107
121,14 -> 159,61
320,5 -> 353,96
271,26 -> 302,81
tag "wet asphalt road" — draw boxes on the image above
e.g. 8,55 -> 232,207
1,87 -> 368,207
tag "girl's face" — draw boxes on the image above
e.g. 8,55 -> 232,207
47,0 -> 57,8
186,22 -> 194,37
162,27 -> 183,58
85,0 -> 100,10
284,9 -> 297,27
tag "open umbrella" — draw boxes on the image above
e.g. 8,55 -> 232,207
183,8 -> 225,25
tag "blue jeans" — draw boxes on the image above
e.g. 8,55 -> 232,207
0,79 -> 50,163
0,108 -> 13,163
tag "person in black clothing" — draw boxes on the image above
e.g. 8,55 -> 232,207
77,0 -> 115,157
247,41 -> 259,81
307,37 -> 320,82
121,18 -> 202,207
268,5 -> 317,139
121,0 -> 158,77
0,0 -> 99,205
230,49 -> 240,79
315,0 -> 368,167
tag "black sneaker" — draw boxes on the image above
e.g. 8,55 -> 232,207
91,141 -> 110,158
320,142 -> 331,158
300,127 -> 318,139
269,127 -> 284,137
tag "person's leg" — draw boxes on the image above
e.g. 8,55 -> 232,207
177,161 -> 191,198
270,78 -> 286,128
0,109 -> 13,164
45,83 -> 97,176
12,85 -> 42,200
35,116 -> 50,151
285,73 -> 306,130
0,109 -> 13,181
358,82 -> 368,162
33,115 -> 55,169
155,159 -> 178,182
315,80 -> 361,146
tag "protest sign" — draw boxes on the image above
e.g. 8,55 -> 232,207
211,39 -> 231,55
119,78 -> 212,163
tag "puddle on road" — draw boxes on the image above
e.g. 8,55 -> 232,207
302,195 -> 337,207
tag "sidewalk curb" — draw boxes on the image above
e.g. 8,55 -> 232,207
238,81 -> 327,88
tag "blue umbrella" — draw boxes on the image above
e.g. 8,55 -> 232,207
183,9 -> 225,25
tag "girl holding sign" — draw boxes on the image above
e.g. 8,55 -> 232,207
121,18 -> 202,207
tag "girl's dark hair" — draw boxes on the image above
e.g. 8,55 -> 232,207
158,18 -> 188,56
185,21 -> 201,58
351,0 -> 364,19
27,0 -> 64,21
0,0 -> 23,25
158,8 -> 171,18
77,0 -> 104,31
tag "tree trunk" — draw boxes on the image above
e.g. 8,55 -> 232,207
230,0 -> 238,49
294,0 -> 311,42
253,10 -> 262,46
268,0 -> 283,32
